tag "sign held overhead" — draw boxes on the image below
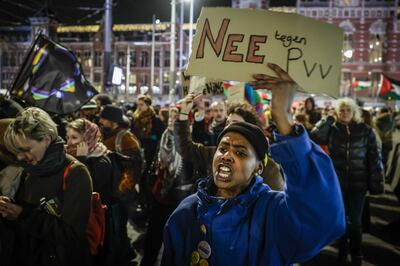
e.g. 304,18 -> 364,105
187,8 -> 344,97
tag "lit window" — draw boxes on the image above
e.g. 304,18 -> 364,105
339,20 -> 355,63
342,34 -> 354,62
141,51 -> 148,67
369,19 -> 386,64
369,34 -> 384,63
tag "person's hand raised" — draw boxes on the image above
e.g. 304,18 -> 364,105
250,63 -> 299,135
76,142 -> 89,156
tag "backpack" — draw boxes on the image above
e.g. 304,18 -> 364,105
63,161 -> 107,256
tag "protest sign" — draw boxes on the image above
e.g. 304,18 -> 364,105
187,8 -> 344,97
189,76 -> 224,96
181,69 -> 191,97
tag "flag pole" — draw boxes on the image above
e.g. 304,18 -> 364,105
7,33 -> 42,97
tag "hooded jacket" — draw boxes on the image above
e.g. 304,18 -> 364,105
162,129 -> 345,266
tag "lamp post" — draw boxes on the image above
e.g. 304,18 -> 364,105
179,0 -> 184,77
169,0 -> 177,103
188,0 -> 194,57
103,0 -> 113,93
151,14 -> 156,91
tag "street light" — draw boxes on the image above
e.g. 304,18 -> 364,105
151,14 -> 160,91
188,0 -> 194,57
170,0 -> 177,102
185,0 -> 194,58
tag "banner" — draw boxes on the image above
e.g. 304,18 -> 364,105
188,8 -> 344,97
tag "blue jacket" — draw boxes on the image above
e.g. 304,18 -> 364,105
162,129 -> 345,266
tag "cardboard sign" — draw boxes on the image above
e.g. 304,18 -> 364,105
187,8 -> 344,97
189,76 -> 224,96
227,82 -> 245,103
181,69 -> 191,97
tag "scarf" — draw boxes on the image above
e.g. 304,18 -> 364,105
67,119 -> 102,157
133,107 -> 155,139
87,142 -> 109,158
22,136 -> 66,176
158,129 -> 182,196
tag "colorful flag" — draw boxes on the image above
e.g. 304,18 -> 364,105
377,75 -> 393,97
387,76 -> 400,96
353,79 -> 371,91
383,76 -> 400,100
8,34 -> 98,114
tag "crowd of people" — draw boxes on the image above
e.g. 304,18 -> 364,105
0,62 -> 399,266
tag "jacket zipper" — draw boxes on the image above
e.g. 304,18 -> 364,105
346,125 -> 350,180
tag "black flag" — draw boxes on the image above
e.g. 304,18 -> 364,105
9,34 -> 98,114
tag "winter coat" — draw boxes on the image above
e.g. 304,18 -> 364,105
103,127 -> 141,158
0,154 -> 92,266
162,129 -> 345,266
192,115 -> 211,146
174,120 -> 285,191
132,113 -> 165,170
311,116 -> 384,194
76,155 -> 114,206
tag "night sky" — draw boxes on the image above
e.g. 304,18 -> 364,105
0,0 -> 233,26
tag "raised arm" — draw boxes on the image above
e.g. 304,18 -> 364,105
251,63 -> 345,263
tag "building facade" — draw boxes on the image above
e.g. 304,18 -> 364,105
0,0 -> 399,102
238,0 -> 400,99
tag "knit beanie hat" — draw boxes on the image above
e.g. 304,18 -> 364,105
217,121 -> 268,161
100,105 -> 124,124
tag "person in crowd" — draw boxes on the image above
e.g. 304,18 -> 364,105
293,113 -> 313,133
79,99 -> 100,124
0,107 -> 92,266
191,97 -> 212,145
100,105 -> 141,159
311,98 -> 384,266
141,107 -> 193,266
175,96 -> 285,191
99,104 -> 143,261
0,96 -> 23,120
305,96 -> 322,126
132,94 -> 165,172
162,63 -> 345,266
95,94 -> 113,108
374,110 -> 394,168
66,118 -> 112,205
207,101 -> 227,146
158,107 -> 170,128
362,109 -> 382,151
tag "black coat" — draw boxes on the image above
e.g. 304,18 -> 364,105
311,117 -> 383,193
77,155 -> 114,206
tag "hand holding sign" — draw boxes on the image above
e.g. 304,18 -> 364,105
250,63 -> 297,135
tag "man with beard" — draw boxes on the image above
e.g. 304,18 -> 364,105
99,104 -> 142,262
99,105 -> 140,158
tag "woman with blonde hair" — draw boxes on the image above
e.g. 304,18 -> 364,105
311,98 -> 383,266
0,107 -> 92,266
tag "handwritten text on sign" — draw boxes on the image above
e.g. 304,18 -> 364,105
187,8 -> 344,96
